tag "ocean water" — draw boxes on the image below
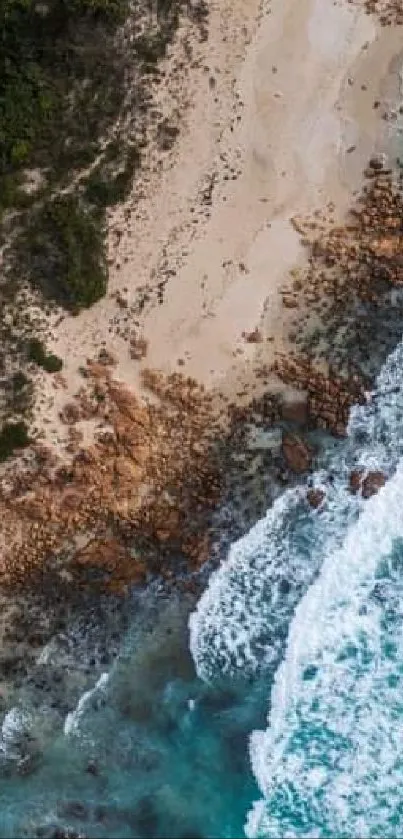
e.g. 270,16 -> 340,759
2,337 -> 403,837
192,337 -> 403,838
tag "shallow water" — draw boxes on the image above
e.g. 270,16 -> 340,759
0,589 -> 263,838
2,341 -> 403,837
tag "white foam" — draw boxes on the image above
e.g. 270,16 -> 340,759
190,335 -> 403,835
246,463 -> 403,836
191,338 -> 403,679
0,707 -> 30,757
243,339 -> 403,837
190,431 -> 359,683
64,672 -> 109,737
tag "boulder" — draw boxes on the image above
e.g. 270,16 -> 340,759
243,328 -> 263,344
349,469 -> 363,494
59,402 -> 80,425
349,469 -> 386,498
306,488 -> 325,509
282,432 -> 313,474
129,335 -> 148,360
281,397 -> 308,425
362,470 -> 386,499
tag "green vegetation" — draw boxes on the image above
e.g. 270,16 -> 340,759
0,421 -> 30,461
1,0 -> 197,310
27,337 -> 63,372
12,370 -> 30,392
0,0 -> 208,436
0,0 -> 129,198
22,196 -> 107,311
84,144 -> 141,207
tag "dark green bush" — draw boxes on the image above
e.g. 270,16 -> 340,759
12,370 -> 30,392
23,195 -> 107,311
0,421 -> 29,461
85,145 -> 140,207
0,0 -> 133,228
27,337 -> 63,372
42,352 -> 63,373
10,370 -> 32,412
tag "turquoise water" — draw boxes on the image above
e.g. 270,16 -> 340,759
0,591 -> 263,838
2,338 -> 403,837
192,338 -> 403,838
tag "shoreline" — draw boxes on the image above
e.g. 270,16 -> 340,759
2,3 -> 403,836
1,4 -> 403,829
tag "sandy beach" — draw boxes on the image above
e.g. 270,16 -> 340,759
26,0 -> 402,452
2,0 -> 403,582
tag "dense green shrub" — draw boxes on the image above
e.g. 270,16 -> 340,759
27,337 -> 63,372
12,370 -> 30,392
0,0 -> 129,214
1,0 -> 195,316
10,369 -> 32,412
0,421 -> 29,461
22,195 -> 107,311
85,145 -> 141,207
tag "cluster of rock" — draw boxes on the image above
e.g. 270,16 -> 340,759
361,0 -> 403,24
275,355 -> 366,436
305,469 -> 386,510
349,468 -> 386,498
273,163 -> 403,443
281,432 -> 314,474
306,166 -> 403,306
0,364 -> 224,592
3,161 -> 402,590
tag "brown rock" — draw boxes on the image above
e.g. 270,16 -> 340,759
282,432 -> 313,473
306,488 -> 325,509
362,470 -> 386,498
60,402 -> 80,425
129,335 -> 148,360
281,397 -> 308,425
369,154 -> 385,171
349,469 -> 386,498
98,348 -> 117,366
349,469 -> 364,494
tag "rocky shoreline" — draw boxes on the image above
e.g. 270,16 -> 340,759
2,4 -> 403,830
2,157 -> 403,605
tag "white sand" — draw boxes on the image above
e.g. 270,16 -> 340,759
33,0 -> 403,448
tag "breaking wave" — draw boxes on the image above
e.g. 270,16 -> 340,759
191,339 -> 403,837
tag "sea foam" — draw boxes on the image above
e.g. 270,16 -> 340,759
191,338 -> 403,836
247,462 -> 403,838
64,672 -> 109,737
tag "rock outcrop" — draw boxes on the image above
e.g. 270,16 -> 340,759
0,365 -> 224,591
274,356 -> 365,437
361,0 -> 403,25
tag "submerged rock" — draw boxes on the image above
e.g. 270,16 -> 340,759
280,396 -> 308,425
